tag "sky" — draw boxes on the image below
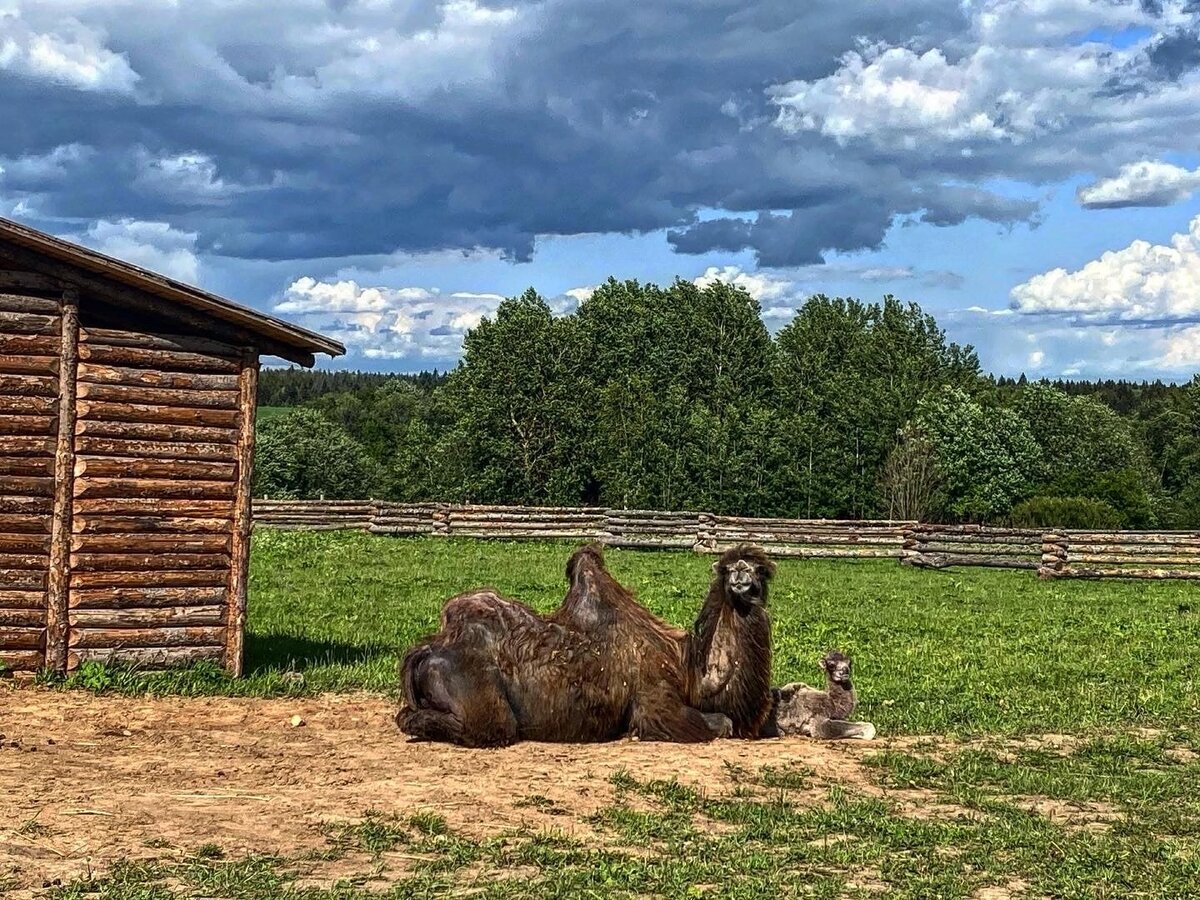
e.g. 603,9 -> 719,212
1,0 -> 1199,380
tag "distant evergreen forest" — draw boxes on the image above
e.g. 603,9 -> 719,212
252,279 -> 1200,528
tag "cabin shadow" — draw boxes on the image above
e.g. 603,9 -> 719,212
244,632 -> 393,675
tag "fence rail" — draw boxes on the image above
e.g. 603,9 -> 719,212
251,500 -> 1200,581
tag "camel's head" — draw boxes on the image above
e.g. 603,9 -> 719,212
712,544 -> 775,611
820,651 -> 853,686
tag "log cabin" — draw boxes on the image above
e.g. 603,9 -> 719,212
0,217 -> 344,676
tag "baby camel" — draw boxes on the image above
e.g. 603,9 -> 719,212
760,651 -> 877,740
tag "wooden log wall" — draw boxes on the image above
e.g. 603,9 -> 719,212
370,502 -> 439,535
1050,531 -> 1200,580
902,524 -> 1044,570
64,324 -> 247,672
703,514 -> 910,558
0,288 -> 60,672
601,509 -> 702,549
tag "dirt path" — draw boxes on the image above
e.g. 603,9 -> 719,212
0,686 -> 899,892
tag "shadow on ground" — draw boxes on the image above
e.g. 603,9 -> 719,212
245,633 -> 396,675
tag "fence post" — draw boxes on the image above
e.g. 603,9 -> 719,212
1039,532 -> 1067,579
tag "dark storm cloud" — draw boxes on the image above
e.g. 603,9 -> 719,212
0,0 -> 1194,266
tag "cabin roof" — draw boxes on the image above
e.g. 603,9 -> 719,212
0,216 -> 345,366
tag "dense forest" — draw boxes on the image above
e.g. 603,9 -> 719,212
253,278 -> 1200,528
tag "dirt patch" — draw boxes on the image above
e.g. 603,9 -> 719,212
0,686 -> 884,892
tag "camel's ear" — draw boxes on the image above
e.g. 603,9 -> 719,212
711,560 -> 721,575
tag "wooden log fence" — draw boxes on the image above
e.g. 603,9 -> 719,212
249,501 -> 1200,581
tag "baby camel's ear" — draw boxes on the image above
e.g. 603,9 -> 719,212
711,560 -> 721,575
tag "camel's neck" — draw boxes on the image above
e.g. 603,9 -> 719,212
825,680 -> 856,720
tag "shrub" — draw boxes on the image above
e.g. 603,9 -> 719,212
1008,496 -> 1121,530
254,408 -> 382,500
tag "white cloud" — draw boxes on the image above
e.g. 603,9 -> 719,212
1010,214 -> 1200,322
1159,325 -> 1200,369
1027,349 -> 1046,367
276,276 -> 510,361
1078,160 -> 1200,209
693,265 -> 795,302
768,1 -> 1197,151
0,13 -> 139,94
78,219 -> 200,284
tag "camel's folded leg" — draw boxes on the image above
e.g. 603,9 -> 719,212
630,689 -> 722,743
808,718 -> 877,741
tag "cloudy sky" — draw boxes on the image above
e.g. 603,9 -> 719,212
2,0 -> 1199,379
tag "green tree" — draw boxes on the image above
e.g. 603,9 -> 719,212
253,408 -> 382,499
915,388 -> 1042,522
773,295 -> 981,518
1013,384 -> 1156,526
435,289 -> 585,504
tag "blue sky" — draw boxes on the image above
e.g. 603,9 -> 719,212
1,0 -> 1199,379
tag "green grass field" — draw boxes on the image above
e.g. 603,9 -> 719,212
44,531 -> 1200,899
74,528 -> 1200,738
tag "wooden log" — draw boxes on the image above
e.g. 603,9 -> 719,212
450,529 -> 601,540
711,515 -> 913,528
73,457 -> 237,482
75,419 -> 236,445
0,333 -> 58,354
0,415 -> 57,436
44,290 -> 78,674
71,533 -> 231,554
0,649 -> 43,670
76,437 -> 234,462
906,531 -> 1044,546
0,456 -> 53,476
71,586 -> 226,609
0,570 -> 45,589
0,496 -> 52,514
0,393 -> 54,419
711,530 -> 905,545
70,625 -> 226,649
73,478 -> 235,500
0,608 -> 45,627
369,525 -> 433,534
77,363 -> 239,392
70,606 -> 226,628
70,552 -> 229,572
0,311 -> 57,335
720,545 -> 900,559
225,355 -> 256,676
67,645 -> 224,669
0,435 -> 55,456
1062,541 -> 1200,555
80,327 -> 241,359
1062,531 -> 1200,543
260,523 -> 370,532
0,294 -> 60,315
75,400 -> 240,429
0,553 -> 48,570
906,552 -> 1039,570
70,569 -> 227,589
73,515 -> 231,535
73,498 -> 234,516
913,542 -> 1038,556
76,382 -> 239,411
1066,553 -> 1200,566
0,589 -> 44,608
0,626 -> 44,649
0,534 -> 49,553
0,374 -> 57,397
0,476 -> 52,498
0,356 -> 57,377
1061,567 -> 1200,580
78,342 -> 240,374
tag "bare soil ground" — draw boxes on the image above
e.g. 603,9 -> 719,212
0,686 -> 900,893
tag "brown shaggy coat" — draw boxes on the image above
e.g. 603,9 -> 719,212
397,543 -> 727,747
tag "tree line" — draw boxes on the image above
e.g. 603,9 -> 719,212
254,277 -> 1200,528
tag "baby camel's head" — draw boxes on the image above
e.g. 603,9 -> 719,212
820,651 -> 853,686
